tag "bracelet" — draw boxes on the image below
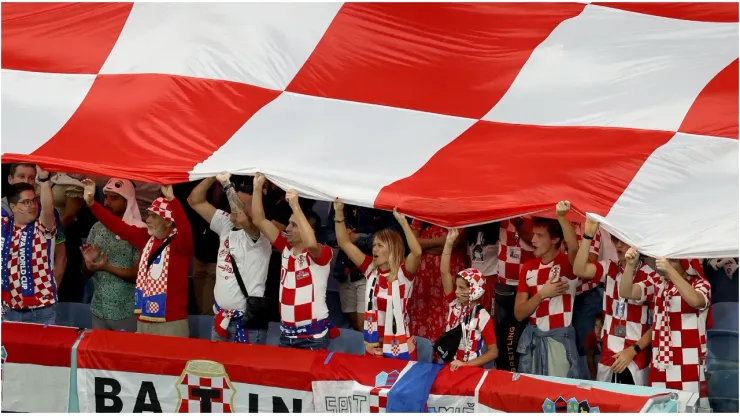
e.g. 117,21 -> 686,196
222,182 -> 234,191
37,176 -> 51,183
334,218 -> 345,223
632,343 -> 642,354
583,234 -> 594,240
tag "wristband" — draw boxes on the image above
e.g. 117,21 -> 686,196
632,343 -> 642,354
37,176 -> 51,183
583,234 -> 594,240
222,183 -> 234,191
334,218 -> 345,223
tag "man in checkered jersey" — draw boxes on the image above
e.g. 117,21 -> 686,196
514,202 -> 595,378
620,250 -> 712,407
572,219 -> 655,386
251,173 -> 334,350
1,166 -> 58,324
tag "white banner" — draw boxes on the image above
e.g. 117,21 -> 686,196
77,360 -> 313,413
1,363 -> 70,413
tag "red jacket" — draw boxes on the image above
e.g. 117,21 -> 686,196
90,199 -> 193,323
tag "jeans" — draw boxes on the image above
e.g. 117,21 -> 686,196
279,333 -> 328,351
2,303 -> 57,325
210,318 -> 267,345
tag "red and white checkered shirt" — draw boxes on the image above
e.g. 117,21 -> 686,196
360,256 -> 415,340
561,222 -> 602,256
1,217 -> 56,310
638,272 -> 711,396
496,218 -> 535,287
445,292 -> 496,361
273,233 -> 333,338
594,260 -> 656,370
518,252 -> 589,331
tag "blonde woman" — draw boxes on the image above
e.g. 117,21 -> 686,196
334,198 -> 422,359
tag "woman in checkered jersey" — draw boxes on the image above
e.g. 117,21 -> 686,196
619,249 -> 712,408
333,198 -> 422,360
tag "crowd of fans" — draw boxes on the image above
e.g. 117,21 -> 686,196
2,163 -> 738,407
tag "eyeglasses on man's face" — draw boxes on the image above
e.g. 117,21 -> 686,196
15,198 -> 40,207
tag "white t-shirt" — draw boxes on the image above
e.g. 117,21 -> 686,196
468,231 -> 499,276
210,210 -> 271,312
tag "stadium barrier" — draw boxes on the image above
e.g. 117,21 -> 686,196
0,322 -> 698,413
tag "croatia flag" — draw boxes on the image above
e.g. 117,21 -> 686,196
312,353 -> 442,413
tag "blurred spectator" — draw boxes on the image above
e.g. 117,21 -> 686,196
704,258 -> 738,304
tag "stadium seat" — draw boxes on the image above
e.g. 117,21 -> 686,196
712,302 -> 739,332
329,328 -> 365,355
706,329 -> 739,374
188,315 -> 214,340
415,336 -> 434,363
54,302 -> 92,329
708,369 -> 739,413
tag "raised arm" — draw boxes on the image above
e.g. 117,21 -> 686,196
556,201 -> 579,266
333,198 -> 366,267
656,258 -> 708,309
393,208 -> 422,274
37,166 -> 55,230
82,179 -> 150,249
187,177 -> 218,224
160,185 -> 193,256
440,228 -> 459,296
286,189 -> 322,258
573,220 -> 600,278
618,247 -> 643,300
215,173 -> 260,239
251,173 -> 280,244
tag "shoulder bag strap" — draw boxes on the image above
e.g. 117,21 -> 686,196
146,235 -> 174,269
228,234 -> 250,300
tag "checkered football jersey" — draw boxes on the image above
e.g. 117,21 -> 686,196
274,233 -> 333,338
360,255 -> 415,340
518,252 -> 587,331
1,216 -> 56,309
496,218 -> 535,286
594,260 -> 657,370
445,292 -> 496,361
638,272 -> 711,396
561,222 -> 602,257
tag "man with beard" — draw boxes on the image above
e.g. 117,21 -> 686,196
82,179 -> 193,337
514,202 -> 593,378
81,178 -> 145,332
1,166 -> 58,324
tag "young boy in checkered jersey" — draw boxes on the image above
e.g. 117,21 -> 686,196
440,228 -> 498,370
514,201 -> 596,378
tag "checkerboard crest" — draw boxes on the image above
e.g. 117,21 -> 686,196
176,360 -> 235,413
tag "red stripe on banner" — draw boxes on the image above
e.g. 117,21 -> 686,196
1,322 -> 80,367
479,371 -> 655,412
1,2 -> 133,74
22,74 -> 281,184
679,59 -> 739,140
76,330 -> 319,391
287,2 -> 585,119
374,121 -> 675,226
429,366 -> 485,396
309,351 -> 409,386
594,2 -> 739,22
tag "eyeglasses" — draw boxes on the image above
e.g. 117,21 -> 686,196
15,198 -> 40,207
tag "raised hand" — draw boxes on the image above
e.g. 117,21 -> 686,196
584,219 -> 600,237
253,173 -> 266,190
625,247 -> 640,266
36,165 -> 50,180
556,200 -> 571,217
286,189 -> 300,210
392,207 -> 407,224
161,184 -> 175,201
333,198 -> 345,216
445,228 -> 460,246
81,179 -> 97,206
655,257 -> 674,274
215,172 -> 231,186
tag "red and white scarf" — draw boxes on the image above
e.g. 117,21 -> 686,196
363,268 -> 413,359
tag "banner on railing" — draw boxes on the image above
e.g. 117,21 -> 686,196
0,322 -> 79,413
1,323 -> 697,413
